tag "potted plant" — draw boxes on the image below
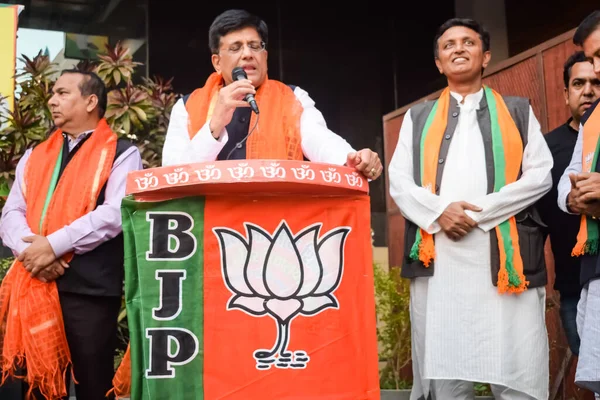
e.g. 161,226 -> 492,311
373,263 -> 413,399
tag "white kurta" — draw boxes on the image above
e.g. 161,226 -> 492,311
388,89 -> 553,400
162,86 -> 355,166
576,278 -> 600,394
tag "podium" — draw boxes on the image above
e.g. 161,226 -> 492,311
122,160 -> 380,399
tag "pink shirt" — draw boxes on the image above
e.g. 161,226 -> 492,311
0,134 -> 143,257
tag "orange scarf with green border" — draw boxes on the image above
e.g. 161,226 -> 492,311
0,119 -> 117,399
572,103 -> 600,257
185,72 -> 304,160
410,86 -> 528,294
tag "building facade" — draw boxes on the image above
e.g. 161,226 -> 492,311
5,0 -> 600,245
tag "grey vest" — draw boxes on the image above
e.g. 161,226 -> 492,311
401,93 -> 548,288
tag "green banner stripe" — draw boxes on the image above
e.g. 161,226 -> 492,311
497,220 -> 520,285
485,86 -> 520,284
588,221 -> 600,245
590,127 -> 600,174
420,100 -> 439,182
122,195 -> 205,400
409,228 -> 422,261
411,99 -> 440,261
39,146 -> 63,232
586,136 -> 600,244
485,87 -> 507,192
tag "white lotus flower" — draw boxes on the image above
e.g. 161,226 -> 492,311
213,221 -> 351,369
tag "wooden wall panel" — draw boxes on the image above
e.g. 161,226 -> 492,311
383,115 -> 403,215
383,116 -> 402,170
483,56 -> 546,126
546,239 -> 556,292
387,212 -> 405,269
543,41 -> 579,132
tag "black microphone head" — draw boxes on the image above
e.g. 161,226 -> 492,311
231,66 -> 247,81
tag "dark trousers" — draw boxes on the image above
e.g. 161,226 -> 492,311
60,292 -> 122,400
559,292 -> 581,356
0,292 -> 122,399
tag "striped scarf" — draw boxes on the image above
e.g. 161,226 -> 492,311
572,104 -> 600,257
409,86 -> 529,294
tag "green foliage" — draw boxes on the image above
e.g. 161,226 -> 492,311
0,50 -> 56,211
0,257 -> 14,282
474,382 -> 492,396
95,42 -> 142,88
116,294 -> 129,348
373,263 -> 412,390
111,280 -> 130,369
114,348 -> 126,372
105,82 -> 154,138
0,42 -> 179,212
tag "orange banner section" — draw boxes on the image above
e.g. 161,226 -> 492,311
203,194 -> 379,399
126,159 -> 379,398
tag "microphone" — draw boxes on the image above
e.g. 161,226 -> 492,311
231,66 -> 259,114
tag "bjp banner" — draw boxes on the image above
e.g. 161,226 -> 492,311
0,4 -> 21,113
122,160 -> 380,399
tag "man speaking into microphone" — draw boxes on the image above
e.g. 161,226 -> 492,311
161,8 -> 382,180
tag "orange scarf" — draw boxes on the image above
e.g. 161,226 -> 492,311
185,72 -> 304,160
410,86 -> 528,294
0,119 -> 117,399
572,104 -> 600,257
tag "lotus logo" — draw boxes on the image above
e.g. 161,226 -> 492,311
213,221 -> 351,370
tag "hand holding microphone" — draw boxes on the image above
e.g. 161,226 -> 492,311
208,67 -> 258,138
232,67 -> 259,114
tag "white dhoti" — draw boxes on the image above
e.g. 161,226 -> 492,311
576,278 -> 600,394
409,237 -> 549,400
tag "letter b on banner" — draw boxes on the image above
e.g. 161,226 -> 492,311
146,212 -> 197,260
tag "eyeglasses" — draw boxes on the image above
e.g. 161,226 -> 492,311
221,41 -> 266,55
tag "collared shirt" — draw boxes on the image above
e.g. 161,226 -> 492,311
557,100 -> 600,213
0,130 -> 143,257
538,119 -> 581,296
161,86 -> 355,166
64,129 -> 94,151
557,123 -> 584,214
